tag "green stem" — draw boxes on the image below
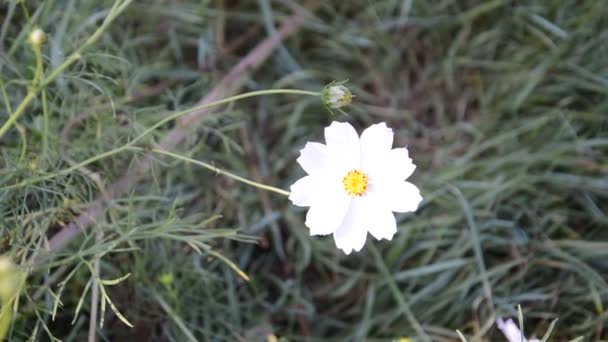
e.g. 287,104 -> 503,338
0,91 -> 36,138
0,300 -> 12,341
39,52 -> 81,89
16,124 -> 27,163
1,88 -> 318,192
0,0 -> 133,140
152,148 -> 290,197
3,145 -> 137,192
32,45 -> 43,87
0,79 -> 13,113
41,89 -> 49,154
131,89 -> 319,145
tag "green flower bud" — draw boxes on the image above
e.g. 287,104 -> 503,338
0,257 -> 19,302
322,84 -> 352,109
28,28 -> 47,48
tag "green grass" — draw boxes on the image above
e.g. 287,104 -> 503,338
1,0 -> 607,341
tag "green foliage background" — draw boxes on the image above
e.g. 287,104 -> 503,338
1,0 -> 607,341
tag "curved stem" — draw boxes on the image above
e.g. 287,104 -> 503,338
130,89 -> 319,145
32,45 -> 43,87
1,88 -> 318,192
41,89 -> 50,154
15,124 -> 27,163
152,148 -> 290,197
0,91 -> 36,139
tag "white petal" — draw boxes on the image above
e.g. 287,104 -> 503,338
366,202 -> 398,241
329,86 -> 345,98
304,179 -> 351,236
324,121 -> 360,171
371,180 -> 422,213
360,122 -> 393,155
359,123 -> 409,180
496,319 -> 526,342
387,148 -> 416,180
360,123 -> 393,177
333,198 -> 368,254
363,146 -> 416,182
296,142 -> 330,175
289,176 -> 316,207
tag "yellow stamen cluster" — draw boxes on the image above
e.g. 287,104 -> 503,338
342,169 -> 368,196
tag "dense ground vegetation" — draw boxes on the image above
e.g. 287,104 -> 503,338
1,1 -> 607,341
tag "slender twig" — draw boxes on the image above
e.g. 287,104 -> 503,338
88,240 -> 100,342
151,148 -> 290,197
239,126 -> 286,259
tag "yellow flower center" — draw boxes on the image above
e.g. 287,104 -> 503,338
342,169 -> 368,196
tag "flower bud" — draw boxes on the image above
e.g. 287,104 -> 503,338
322,84 -> 352,109
28,28 -> 47,48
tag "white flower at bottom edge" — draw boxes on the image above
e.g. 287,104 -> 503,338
496,318 -> 541,342
288,121 -> 422,254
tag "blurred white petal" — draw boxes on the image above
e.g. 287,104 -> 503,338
333,198 -> 368,254
289,176 -> 316,207
305,179 -> 350,236
324,121 -> 360,171
366,200 -> 397,241
360,122 -> 393,157
296,142 -> 330,175
387,148 -> 416,180
372,180 -> 422,213
497,318 -> 540,342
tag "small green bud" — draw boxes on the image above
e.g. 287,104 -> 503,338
0,257 -> 19,302
159,272 -> 174,287
322,84 -> 352,109
0,257 -> 20,342
28,28 -> 47,48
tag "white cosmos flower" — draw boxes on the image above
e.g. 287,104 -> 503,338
289,121 -> 422,254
